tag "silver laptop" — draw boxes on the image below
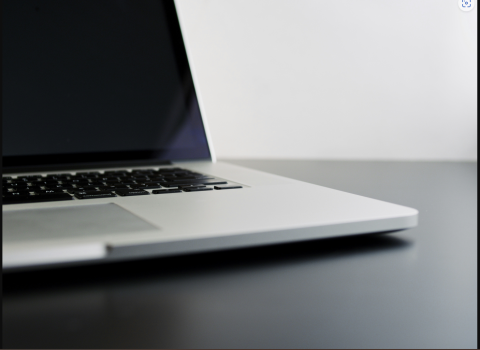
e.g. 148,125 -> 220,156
2,0 -> 418,271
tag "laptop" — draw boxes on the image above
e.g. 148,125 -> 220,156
2,0 -> 418,271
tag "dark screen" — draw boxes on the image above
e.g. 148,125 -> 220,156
3,0 -> 210,169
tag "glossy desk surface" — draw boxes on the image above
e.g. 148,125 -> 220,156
3,160 -> 477,348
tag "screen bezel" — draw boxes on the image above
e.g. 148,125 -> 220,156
3,0 -> 212,174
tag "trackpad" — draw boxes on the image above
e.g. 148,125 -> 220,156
3,203 -> 159,243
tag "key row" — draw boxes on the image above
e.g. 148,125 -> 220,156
3,185 -> 242,204
2,168 -> 201,182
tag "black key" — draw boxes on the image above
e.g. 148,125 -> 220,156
72,181 -> 92,186
183,187 -> 213,192
174,175 -> 195,179
119,181 -> 137,185
9,182 -> 29,188
114,189 -> 150,196
148,177 -> 165,181
77,174 -> 99,178
87,182 -> 106,187
68,175 -> 86,179
214,185 -> 243,190
69,178 -> 90,183
162,178 -> 178,182
131,175 -> 150,179
105,177 -> 121,181
46,180 -> 61,184
17,176 -> 42,181
74,185 -> 100,191
104,180 -> 122,185
76,171 -> 100,175
14,177 -> 31,182
132,173 -> 154,178
24,175 -> 43,179
3,176 -> 13,180
74,191 -> 117,199
118,176 -> 135,181
46,184 -> 74,189
70,188 -> 100,194
45,176 -> 70,181
130,183 -> 161,189
144,181 -> 162,187
30,180 -> 58,186
198,181 -> 227,186
161,181 -> 227,187
20,186 -> 43,192
162,178 -> 188,183
29,180 -> 45,185
36,189 -> 66,194
4,190 -> 32,196
67,187 -> 93,194
3,193 -> 73,205
178,184 -> 206,189
33,193 -> 74,201
152,189 -> 182,194
103,184 -> 130,190
97,177 -> 114,181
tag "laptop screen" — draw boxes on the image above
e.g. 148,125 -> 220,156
3,0 -> 211,171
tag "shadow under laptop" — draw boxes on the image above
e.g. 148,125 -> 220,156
4,231 -> 412,293
4,232 -> 415,348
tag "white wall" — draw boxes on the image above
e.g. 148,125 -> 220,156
176,0 -> 477,160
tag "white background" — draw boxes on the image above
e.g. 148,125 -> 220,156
176,0 -> 477,160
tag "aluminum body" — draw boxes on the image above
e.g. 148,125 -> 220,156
3,161 -> 418,271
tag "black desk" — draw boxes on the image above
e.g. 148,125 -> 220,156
3,160 -> 477,348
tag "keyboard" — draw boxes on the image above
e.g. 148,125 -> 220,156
2,167 -> 242,205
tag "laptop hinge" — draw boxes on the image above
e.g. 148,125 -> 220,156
3,160 -> 173,174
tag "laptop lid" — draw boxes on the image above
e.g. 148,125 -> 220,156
3,0 -> 212,174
